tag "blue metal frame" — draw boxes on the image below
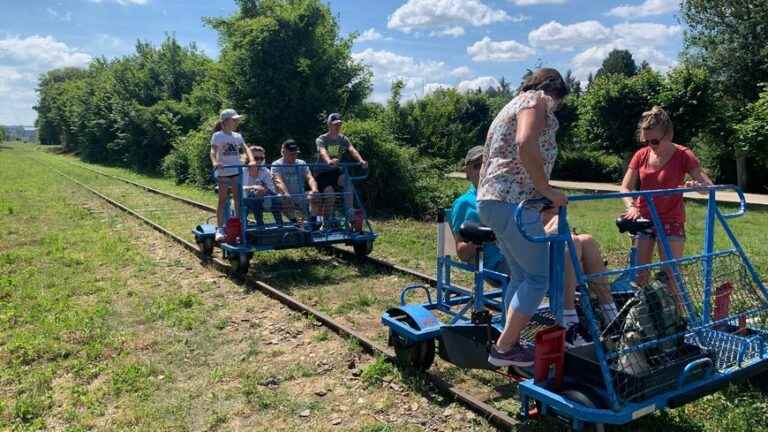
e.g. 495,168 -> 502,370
193,162 -> 378,258
514,185 -> 768,428
383,184 -> 768,430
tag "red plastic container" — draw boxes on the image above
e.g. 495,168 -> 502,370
713,281 -> 734,322
350,209 -> 364,232
225,217 -> 242,244
534,326 -> 566,389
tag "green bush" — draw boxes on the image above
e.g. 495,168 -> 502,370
162,118 -> 217,187
343,118 -> 452,219
553,149 -> 625,183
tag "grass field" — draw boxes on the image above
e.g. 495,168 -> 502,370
9,143 -> 768,431
1,143 -> 498,431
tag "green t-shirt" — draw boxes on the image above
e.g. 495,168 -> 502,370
315,133 -> 352,172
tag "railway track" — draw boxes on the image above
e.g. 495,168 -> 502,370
38,154 -> 521,430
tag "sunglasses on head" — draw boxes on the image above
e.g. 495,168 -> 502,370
253,156 -> 265,161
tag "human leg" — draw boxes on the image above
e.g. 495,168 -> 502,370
634,237 -> 657,286
479,200 -> 548,365
577,234 -> 618,323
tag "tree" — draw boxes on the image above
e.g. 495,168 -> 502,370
682,0 -> 768,188
575,69 -> 663,155
206,0 -> 372,155
596,49 -> 638,78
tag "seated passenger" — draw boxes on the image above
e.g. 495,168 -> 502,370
315,113 -> 368,222
242,145 -> 283,226
450,146 -> 510,280
271,139 -> 320,225
541,208 -> 619,345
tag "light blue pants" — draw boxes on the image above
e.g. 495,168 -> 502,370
478,200 -> 549,316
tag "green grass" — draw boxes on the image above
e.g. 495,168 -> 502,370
24,143 -> 768,431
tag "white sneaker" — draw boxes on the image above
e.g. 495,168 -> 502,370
215,228 -> 225,242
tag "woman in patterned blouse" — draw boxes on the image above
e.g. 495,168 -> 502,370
477,68 -> 570,367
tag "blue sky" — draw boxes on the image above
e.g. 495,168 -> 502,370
0,0 -> 684,125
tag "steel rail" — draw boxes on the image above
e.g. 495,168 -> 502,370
45,157 -> 519,430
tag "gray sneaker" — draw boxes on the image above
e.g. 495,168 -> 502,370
488,344 -> 535,367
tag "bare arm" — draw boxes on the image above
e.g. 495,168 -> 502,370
318,146 -> 334,164
273,170 -> 290,195
347,144 -> 367,167
243,144 -> 255,165
620,167 -> 640,211
210,144 -> 219,168
305,170 -> 318,193
516,101 -> 567,207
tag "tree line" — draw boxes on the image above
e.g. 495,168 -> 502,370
34,0 -> 768,219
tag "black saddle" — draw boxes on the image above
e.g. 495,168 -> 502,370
615,217 -> 654,235
459,222 -> 496,244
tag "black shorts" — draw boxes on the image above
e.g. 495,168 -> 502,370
315,168 -> 342,192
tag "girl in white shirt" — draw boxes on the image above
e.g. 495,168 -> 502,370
210,109 -> 256,240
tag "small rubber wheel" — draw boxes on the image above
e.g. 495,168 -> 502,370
199,238 -> 214,257
562,389 -> 605,432
353,239 -> 374,258
389,316 -> 435,372
230,254 -> 250,277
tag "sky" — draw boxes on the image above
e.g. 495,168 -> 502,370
0,0 -> 685,126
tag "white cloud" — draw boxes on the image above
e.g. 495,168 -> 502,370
352,48 -> 451,102
457,76 -> 500,93
529,20 -> 682,52
509,0 -> 566,5
424,82 -> 453,95
528,21 -> 611,51
607,0 -> 678,19
0,35 -> 92,125
467,37 -> 535,62
612,22 -> 682,46
451,66 -> 473,78
387,0 -> 511,35
430,26 -> 466,37
358,28 -> 384,42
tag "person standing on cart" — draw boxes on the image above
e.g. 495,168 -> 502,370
271,139 -> 320,225
242,145 -> 283,226
315,113 -> 368,224
619,106 -> 713,288
210,109 -> 257,241
477,68 -> 570,367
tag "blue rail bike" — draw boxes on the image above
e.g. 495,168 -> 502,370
381,185 -> 768,430
193,163 -> 377,275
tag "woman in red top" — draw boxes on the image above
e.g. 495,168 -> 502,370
620,106 -> 713,285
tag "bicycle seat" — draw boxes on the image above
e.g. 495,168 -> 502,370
616,217 -> 654,235
459,222 -> 496,244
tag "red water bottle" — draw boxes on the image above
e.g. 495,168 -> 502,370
351,209 -> 364,232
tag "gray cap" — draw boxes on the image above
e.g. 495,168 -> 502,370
220,108 -> 243,122
464,146 -> 484,166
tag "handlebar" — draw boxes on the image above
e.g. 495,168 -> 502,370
514,185 -> 747,243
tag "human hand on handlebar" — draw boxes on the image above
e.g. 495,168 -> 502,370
541,187 -> 568,208
685,180 -> 708,195
360,159 -> 368,169
623,206 -> 642,220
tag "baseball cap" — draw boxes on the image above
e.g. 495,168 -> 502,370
327,113 -> 343,124
220,108 -> 243,122
464,146 -> 484,166
282,139 -> 300,152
